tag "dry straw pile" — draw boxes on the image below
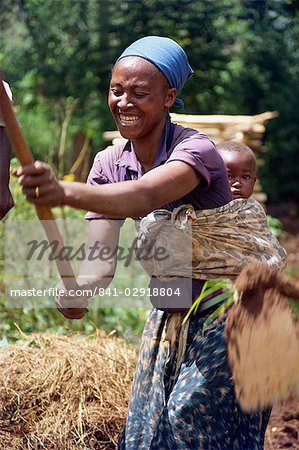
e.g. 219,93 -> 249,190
0,332 -> 137,449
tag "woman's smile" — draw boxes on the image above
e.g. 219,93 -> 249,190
118,113 -> 142,126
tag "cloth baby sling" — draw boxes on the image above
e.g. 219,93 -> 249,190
136,197 -> 286,281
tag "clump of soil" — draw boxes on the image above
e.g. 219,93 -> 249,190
265,399 -> 299,449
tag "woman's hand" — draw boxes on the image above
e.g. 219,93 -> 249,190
14,161 -> 65,207
55,279 -> 89,320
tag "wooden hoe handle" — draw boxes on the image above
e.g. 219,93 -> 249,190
0,76 -> 76,289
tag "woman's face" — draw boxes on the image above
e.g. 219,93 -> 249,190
108,57 -> 176,143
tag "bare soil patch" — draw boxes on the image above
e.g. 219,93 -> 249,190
265,208 -> 299,449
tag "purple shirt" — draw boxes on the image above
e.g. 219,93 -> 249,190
86,119 -> 231,219
85,118 -> 232,310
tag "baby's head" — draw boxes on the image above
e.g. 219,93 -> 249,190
217,141 -> 257,199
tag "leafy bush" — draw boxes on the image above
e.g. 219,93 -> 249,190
267,215 -> 284,238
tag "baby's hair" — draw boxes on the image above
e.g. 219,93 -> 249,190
216,141 -> 256,171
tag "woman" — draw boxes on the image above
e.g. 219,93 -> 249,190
17,36 -> 270,449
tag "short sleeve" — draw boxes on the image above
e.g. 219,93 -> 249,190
85,145 -> 124,220
166,132 -> 219,189
86,152 -> 111,187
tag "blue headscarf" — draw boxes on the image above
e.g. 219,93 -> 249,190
117,36 -> 194,109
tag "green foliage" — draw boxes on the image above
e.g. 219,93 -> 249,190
185,279 -> 233,319
289,299 -> 299,317
184,279 -> 234,331
227,0 -> 299,202
0,301 -> 147,345
266,215 -> 284,238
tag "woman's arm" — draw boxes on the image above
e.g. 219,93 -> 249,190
16,160 -> 201,218
56,218 -> 121,319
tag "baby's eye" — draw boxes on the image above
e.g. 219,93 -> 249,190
243,175 -> 251,180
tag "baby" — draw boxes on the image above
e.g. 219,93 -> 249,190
216,141 -> 257,199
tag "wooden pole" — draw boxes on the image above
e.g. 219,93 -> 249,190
0,76 -> 77,290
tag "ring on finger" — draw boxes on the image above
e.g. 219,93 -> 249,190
35,186 -> 40,198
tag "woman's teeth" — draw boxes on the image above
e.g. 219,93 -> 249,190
119,114 -> 140,124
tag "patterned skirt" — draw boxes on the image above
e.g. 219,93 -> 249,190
118,308 -> 270,450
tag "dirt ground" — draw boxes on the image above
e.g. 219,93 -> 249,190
264,208 -> 299,449
265,399 -> 299,449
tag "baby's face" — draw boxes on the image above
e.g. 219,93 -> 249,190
220,151 -> 256,199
